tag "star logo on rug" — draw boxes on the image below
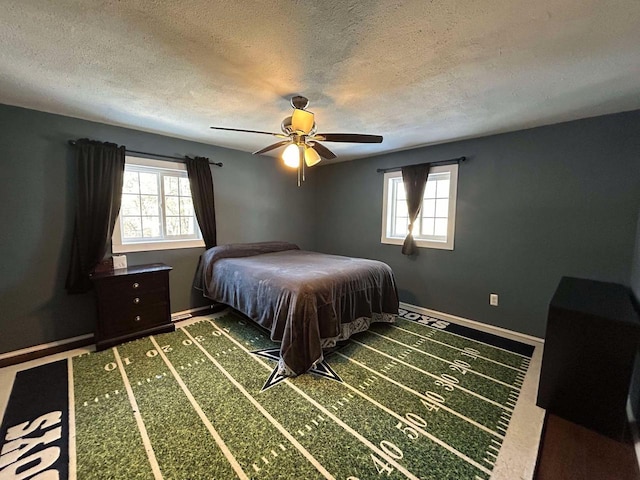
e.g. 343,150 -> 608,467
251,348 -> 343,391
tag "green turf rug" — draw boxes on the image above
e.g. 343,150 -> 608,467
1,308 -> 535,480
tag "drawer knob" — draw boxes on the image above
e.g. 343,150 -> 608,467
134,315 -> 141,322
132,282 -> 140,289
133,297 -> 140,304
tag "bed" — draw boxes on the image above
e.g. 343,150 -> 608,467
194,241 -> 399,376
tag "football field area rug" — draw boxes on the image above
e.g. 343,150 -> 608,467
0,306 -> 544,480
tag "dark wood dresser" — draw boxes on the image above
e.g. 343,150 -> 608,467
537,276 -> 640,440
91,263 -> 174,351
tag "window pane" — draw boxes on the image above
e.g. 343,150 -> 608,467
122,217 -> 142,238
140,195 -> 159,216
436,178 -> 450,198
435,198 -> 449,217
395,180 -> 406,201
421,218 -> 435,236
166,217 -> 180,236
121,194 -> 140,215
165,196 -> 179,216
164,176 -> 179,196
179,178 -> 191,196
180,197 -> 194,216
142,216 -> 161,238
422,199 -> 436,217
181,217 -> 194,235
139,172 -> 158,194
119,160 -> 205,248
395,200 -> 408,217
424,179 -> 437,198
123,171 -> 139,194
394,217 -> 408,236
434,218 -> 448,236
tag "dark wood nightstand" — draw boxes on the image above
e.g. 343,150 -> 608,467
91,263 -> 175,351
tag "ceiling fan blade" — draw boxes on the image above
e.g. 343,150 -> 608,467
308,141 -> 337,160
313,133 -> 383,143
210,126 -> 284,137
253,140 -> 291,155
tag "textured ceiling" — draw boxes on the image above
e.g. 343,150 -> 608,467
1,0 -> 639,163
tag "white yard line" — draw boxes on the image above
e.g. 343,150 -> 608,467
337,374 -> 492,476
396,317 -> 529,359
335,352 -> 503,439
67,357 -> 77,480
389,324 -> 526,372
148,337 -> 249,480
366,330 -> 519,389
113,347 -> 164,480
204,320 -> 421,480
180,327 -> 336,480
350,339 -> 512,412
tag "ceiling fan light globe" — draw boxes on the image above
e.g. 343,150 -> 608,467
291,109 -> 314,135
304,147 -> 322,167
282,143 -> 301,168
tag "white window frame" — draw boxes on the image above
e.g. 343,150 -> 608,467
381,163 -> 458,250
112,156 -> 205,253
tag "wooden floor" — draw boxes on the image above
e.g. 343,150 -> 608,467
535,414 -> 640,480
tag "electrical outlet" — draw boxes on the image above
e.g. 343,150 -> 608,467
490,294 -> 499,306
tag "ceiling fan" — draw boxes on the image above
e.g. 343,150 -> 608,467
210,96 -> 383,184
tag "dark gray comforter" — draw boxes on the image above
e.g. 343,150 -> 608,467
196,242 -> 399,375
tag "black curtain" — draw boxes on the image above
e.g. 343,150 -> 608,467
185,156 -> 217,249
66,139 -> 126,293
401,163 -> 431,255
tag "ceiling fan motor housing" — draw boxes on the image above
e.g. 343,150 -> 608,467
281,114 -> 317,136
291,95 -> 309,109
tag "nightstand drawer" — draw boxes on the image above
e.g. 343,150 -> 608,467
101,303 -> 170,337
98,272 -> 166,297
101,288 -> 169,308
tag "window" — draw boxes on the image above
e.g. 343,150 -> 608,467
112,157 -> 204,253
381,164 -> 458,250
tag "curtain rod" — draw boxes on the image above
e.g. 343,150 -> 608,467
376,156 -> 466,173
67,140 -> 223,167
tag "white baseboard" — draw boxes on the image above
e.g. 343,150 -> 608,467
0,333 -> 94,361
626,400 -> 640,475
0,305 -> 216,363
400,302 -> 544,345
171,305 -> 217,322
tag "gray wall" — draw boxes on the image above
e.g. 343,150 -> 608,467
312,110 -> 640,338
0,104 -> 315,354
2,103 -> 638,354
